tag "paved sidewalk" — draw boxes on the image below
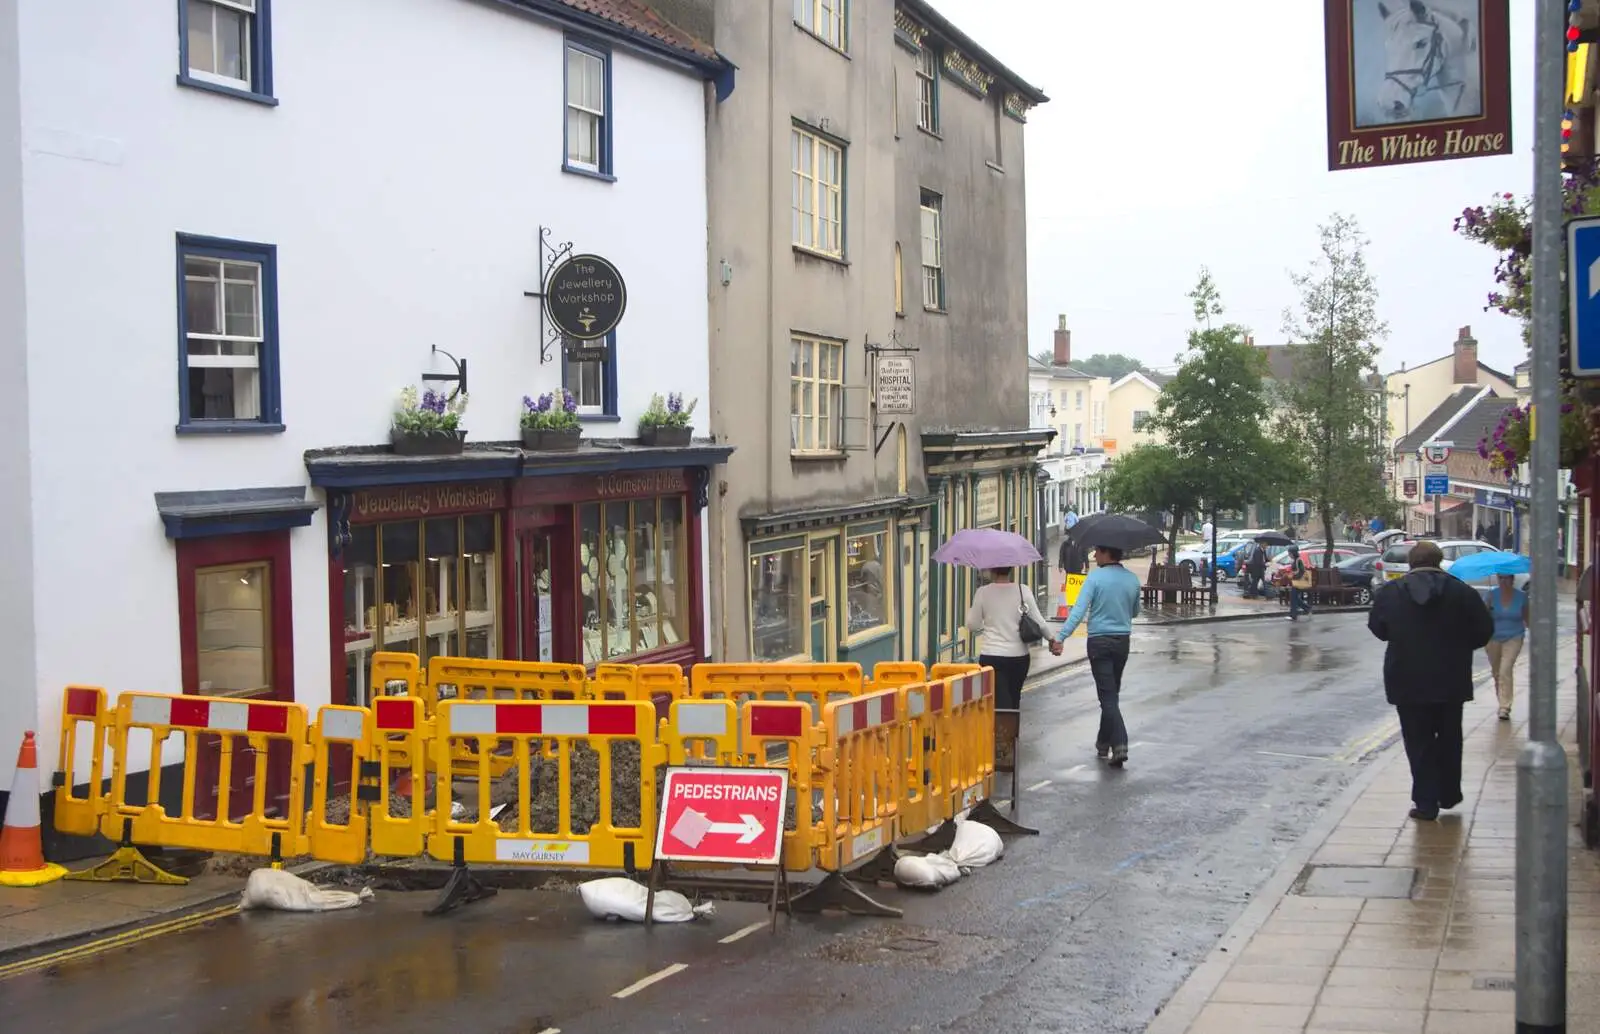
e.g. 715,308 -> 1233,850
1146,660 -> 1600,1034
0,867 -> 245,959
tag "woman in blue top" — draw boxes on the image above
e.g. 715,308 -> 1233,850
1485,572 -> 1528,721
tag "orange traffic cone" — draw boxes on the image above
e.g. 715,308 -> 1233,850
0,732 -> 67,887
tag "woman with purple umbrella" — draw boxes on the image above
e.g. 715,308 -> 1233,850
934,529 -> 1048,710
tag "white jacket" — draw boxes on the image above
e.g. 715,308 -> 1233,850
965,581 -> 1049,658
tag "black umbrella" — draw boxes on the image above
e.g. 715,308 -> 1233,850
1254,531 -> 1294,546
1064,512 -> 1166,552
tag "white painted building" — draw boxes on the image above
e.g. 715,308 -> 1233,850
0,0 -> 732,832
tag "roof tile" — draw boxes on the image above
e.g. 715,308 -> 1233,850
552,0 -> 716,60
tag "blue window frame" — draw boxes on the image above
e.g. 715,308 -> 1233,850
175,233 -> 283,434
562,333 -> 618,420
177,0 -> 277,106
563,37 -> 614,181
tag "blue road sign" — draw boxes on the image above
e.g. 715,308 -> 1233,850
1424,474 -> 1450,496
1567,215 -> 1600,376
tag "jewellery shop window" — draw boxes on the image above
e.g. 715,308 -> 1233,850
578,497 -> 687,664
342,514 -> 500,705
846,526 -> 892,638
749,542 -> 805,661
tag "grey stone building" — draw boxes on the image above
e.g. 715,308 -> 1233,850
643,0 -> 1048,666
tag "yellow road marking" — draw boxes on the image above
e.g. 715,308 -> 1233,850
0,903 -> 238,981
1331,671 -> 1495,764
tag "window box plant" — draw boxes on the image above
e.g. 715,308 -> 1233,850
522,389 -> 582,451
391,386 -> 467,456
638,392 -> 696,447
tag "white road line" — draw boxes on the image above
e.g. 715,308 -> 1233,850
718,922 -> 766,944
613,963 -> 689,999
1065,764 -> 1087,775
535,1028 -> 560,1034
1025,779 -> 1052,792
1256,751 -> 1330,761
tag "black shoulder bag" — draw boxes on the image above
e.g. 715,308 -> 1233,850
1017,585 -> 1046,644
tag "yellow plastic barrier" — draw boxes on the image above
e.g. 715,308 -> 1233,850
371,651 -> 425,699
430,699 -> 665,874
106,692 -> 311,860
740,701 -> 820,874
939,668 -> 996,814
307,705 -> 373,864
690,663 -> 861,726
426,657 -> 589,775
369,696 -> 429,858
895,681 -> 948,839
662,699 -> 738,765
929,662 -> 980,681
818,686 -> 902,872
869,662 -> 926,690
53,686 -> 109,836
591,663 -> 640,701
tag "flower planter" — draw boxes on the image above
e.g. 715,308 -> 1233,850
639,425 -> 692,448
522,427 -> 582,452
390,428 -> 465,456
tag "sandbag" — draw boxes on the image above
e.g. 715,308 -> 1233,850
945,818 -> 1004,869
239,868 -> 374,912
894,852 -> 962,889
578,877 -> 716,924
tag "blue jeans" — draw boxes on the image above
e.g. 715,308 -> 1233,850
1289,587 -> 1310,617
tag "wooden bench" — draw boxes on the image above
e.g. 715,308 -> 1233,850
1142,563 -> 1214,606
1278,567 -> 1359,607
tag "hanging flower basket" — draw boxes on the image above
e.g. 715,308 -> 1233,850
390,427 -> 466,456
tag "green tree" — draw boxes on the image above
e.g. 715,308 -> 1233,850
1145,268 -> 1304,571
1031,349 -> 1054,367
1073,353 -> 1153,380
1273,214 -> 1390,565
1098,443 -> 1205,562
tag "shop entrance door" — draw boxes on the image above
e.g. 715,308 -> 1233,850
809,541 -> 835,662
517,516 -> 573,664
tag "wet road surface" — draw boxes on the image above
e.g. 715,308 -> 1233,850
1,615 -> 1434,1033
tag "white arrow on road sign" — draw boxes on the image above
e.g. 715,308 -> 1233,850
1590,256 -> 1600,301
707,814 -> 766,845
669,807 -> 766,848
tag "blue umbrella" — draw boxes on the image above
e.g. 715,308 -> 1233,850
1449,551 -> 1531,582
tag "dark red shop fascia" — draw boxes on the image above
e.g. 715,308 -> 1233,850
306,441 -> 732,708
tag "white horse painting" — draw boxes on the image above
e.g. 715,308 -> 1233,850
1365,0 -> 1482,126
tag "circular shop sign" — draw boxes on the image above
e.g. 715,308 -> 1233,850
545,254 -> 627,341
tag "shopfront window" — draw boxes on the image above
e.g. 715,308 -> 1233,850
750,544 -> 806,660
846,528 -> 890,637
579,497 -> 688,664
194,561 -> 271,697
342,514 -> 500,706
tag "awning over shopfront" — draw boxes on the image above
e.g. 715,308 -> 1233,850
154,486 -> 321,539
304,438 -> 735,489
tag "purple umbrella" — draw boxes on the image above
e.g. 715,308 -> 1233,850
932,528 -> 1043,568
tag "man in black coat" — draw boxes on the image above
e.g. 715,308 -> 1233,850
1059,536 -> 1087,577
1243,538 -> 1269,598
1367,541 -> 1495,821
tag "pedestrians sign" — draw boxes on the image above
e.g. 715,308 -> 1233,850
1421,443 -> 1451,464
1424,474 -> 1450,497
1568,215 -> 1600,376
654,767 -> 787,866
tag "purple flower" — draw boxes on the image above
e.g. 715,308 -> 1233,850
421,389 -> 447,415
667,393 -> 683,415
563,390 -> 577,414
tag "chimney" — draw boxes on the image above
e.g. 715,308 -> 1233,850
1053,314 -> 1071,366
1453,325 -> 1477,384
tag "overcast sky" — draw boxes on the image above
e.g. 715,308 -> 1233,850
930,0 -> 1538,376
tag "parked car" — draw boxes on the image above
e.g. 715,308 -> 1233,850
1333,553 -> 1379,606
1369,539 -> 1528,594
1174,536 -> 1253,575
1270,547 -> 1364,577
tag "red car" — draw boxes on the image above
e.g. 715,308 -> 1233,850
1269,547 -> 1363,580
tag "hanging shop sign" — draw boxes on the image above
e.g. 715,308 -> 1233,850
545,254 -> 627,340
974,478 -> 1001,527
875,357 -> 916,415
1322,0 -> 1512,171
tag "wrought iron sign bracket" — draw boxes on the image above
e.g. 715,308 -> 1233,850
864,332 -> 917,457
523,226 -> 575,366
423,345 -> 468,400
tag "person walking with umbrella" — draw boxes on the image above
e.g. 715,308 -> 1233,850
1448,550 -> 1532,721
933,529 -> 1048,711
1050,514 -> 1159,767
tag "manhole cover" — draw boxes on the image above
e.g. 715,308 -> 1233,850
1473,976 -> 1515,992
1294,865 -> 1418,899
